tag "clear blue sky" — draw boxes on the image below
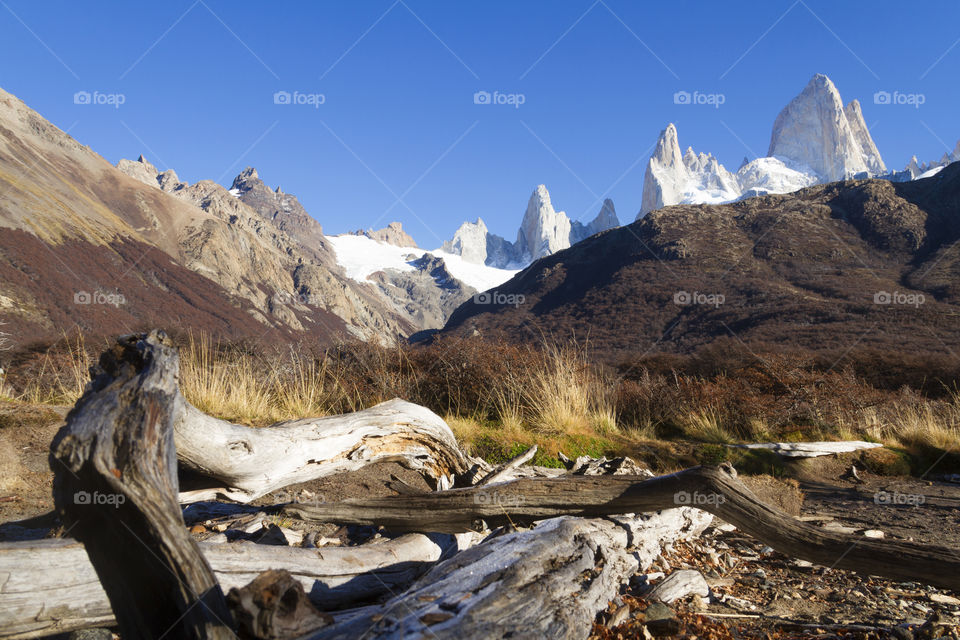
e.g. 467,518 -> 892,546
2,1 -> 958,247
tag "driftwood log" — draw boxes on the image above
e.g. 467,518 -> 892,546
49,331 -> 234,639
175,398 -> 469,503
0,534 -> 459,639
284,465 -> 960,592
309,511 -> 711,640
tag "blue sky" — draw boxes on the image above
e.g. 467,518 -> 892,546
2,1 -> 958,247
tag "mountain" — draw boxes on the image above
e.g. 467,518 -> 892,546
768,74 -> 885,180
443,185 -> 621,268
899,140 -> 960,180
0,86 -> 345,343
442,163 -> 960,359
638,74 -> 887,217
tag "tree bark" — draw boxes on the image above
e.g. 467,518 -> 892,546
285,464 -> 960,592
49,331 -> 234,639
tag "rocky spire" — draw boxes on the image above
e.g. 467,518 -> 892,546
844,99 -> 886,174
640,123 -> 689,216
515,184 -> 572,263
768,74 -> 883,181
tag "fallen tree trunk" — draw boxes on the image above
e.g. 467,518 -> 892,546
308,511 -> 710,640
0,531 -> 458,639
285,464 -> 960,592
49,331 -> 234,639
175,398 -> 469,503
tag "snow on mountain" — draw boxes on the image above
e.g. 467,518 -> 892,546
638,74 -> 889,220
736,157 -> 820,198
443,185 -> 620,269
328,233 -> 518,293
639,124 -> 747,216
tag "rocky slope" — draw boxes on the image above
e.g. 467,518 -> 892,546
442,162 -> 960,359
0,85 -> 428,345
443,185 -> 621,268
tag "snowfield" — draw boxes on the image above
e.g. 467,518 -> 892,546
327,234 -> 519,293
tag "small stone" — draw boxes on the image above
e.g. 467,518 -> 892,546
863,529 -> 885,539
929,593 -> 960,605
643,602 -> 682,637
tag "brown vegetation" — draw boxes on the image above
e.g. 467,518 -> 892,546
3,332 -> 959,476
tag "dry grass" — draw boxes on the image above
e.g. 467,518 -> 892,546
6,331 -> 960,473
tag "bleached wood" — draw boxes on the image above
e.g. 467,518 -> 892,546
0,534 -> 455,639
174,398 -> 469,503
308,510 -> 710,640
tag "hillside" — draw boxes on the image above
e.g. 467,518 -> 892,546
443,162 -> 960,360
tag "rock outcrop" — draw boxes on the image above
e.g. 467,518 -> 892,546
353,222 -> 418,248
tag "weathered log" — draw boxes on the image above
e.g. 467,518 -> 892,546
49,331 -> 234,639
308,510 -> 710,640
175,398 -> 469,503
285,464 -> 960,592
0,534 -> 458,639
227,570 -> 332,640
475,444 -> 537,486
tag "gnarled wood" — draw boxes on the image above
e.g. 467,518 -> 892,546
175,399 -> 469,503
0,533 -> 458,639
309,511 -> 710,640
49,331 -> 234,639
285,464 -> 960,592
227,570 -> 332,640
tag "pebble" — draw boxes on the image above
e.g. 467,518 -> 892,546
929,593 -> 960,605
862,529 -> 885,539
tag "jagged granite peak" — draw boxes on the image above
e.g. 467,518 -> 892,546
571,198 -> 621,243
843,99 -> 886,175
640,124 -> 740,217
229,166 -> 319,229
443,218 -> 491,265
515,184 -> 572,263
768,74 -> 883,181
353,221 -> 418,248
